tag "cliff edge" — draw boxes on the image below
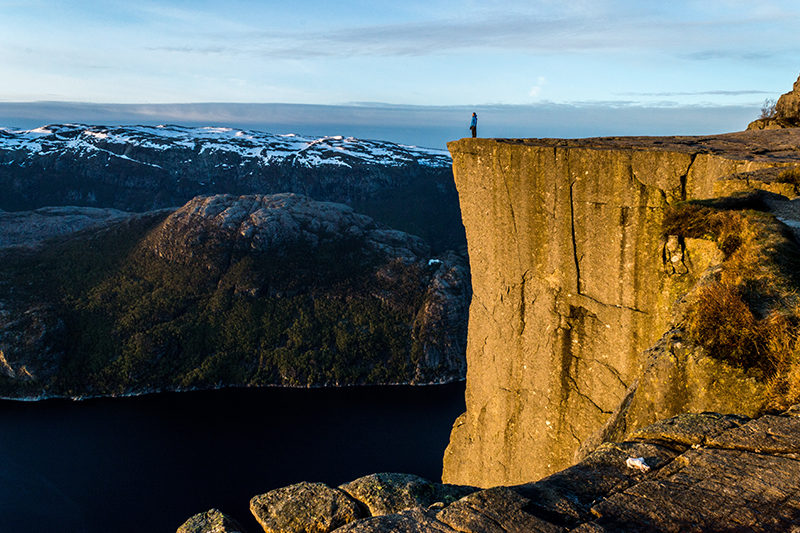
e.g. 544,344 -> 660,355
444,129 -> 800,487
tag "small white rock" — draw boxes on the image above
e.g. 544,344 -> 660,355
626,457 -> 650,472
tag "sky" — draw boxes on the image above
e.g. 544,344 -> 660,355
1,0 -> 799,148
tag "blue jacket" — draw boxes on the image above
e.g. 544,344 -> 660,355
470,114 -> 477,127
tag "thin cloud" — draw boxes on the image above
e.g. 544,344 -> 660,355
212,17 -> 603,59
146,45 -> 233,55
0,100 -> 762,150
682,50 -> 788,61
140,4 -> 800,60
618,90 -> 775,97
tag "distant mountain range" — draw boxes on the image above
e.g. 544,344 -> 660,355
0,124 -> 464,252
0,125 -> 470,398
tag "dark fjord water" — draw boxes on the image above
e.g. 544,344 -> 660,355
0,382 -> 466,533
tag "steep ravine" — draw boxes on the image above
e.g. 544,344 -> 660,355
443,130 -> 800,487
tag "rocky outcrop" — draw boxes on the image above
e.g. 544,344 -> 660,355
142,193 -> 470,386
250,482 -> 364,533
181,407 -> 800,532
244,475 -> 478,533
148,193 -> 430,265
443,130 -> 800,487
748,73 -> 800,130
0,194 -> 469,398
338,473 -> 477,517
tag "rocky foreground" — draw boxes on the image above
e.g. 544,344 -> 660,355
179,406 -> 800,532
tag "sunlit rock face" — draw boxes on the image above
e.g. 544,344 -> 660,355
443,130 -> 800,487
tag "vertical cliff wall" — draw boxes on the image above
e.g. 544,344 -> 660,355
443,131 -> 800,487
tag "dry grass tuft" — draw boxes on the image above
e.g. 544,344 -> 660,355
666,199 -> 800,410
776,166 -> 800,187
663,204 -> 747,257
686,282 -> 794,378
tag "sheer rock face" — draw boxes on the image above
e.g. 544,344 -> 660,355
776,73 -> 800,121
443,130 -> 800,487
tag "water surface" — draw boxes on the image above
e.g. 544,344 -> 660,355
0,383 -> 465,533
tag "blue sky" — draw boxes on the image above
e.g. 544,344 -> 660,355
1,1 -> 799,148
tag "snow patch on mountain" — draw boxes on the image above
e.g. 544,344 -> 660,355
0,124 -> 451,170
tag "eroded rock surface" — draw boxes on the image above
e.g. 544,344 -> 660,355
149,193 -> 430,265
250,482 -> 364,533
338,473 -> 477,517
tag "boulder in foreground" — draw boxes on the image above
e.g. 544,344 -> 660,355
250,481 -> 364,533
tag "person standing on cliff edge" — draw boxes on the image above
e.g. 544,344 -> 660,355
470,112 -> 477,138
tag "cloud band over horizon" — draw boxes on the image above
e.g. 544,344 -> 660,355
0,101 -> 762,150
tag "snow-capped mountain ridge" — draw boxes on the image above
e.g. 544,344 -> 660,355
0,123 -> 450,170
0,123 -> 463,252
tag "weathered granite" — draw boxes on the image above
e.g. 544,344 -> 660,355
338,473 -> 477,517
443,130 -> 800,487
436,486 -> 564,533
250,482 -> 364,533
149,193 -> 430,264
336,508 -> 452,533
